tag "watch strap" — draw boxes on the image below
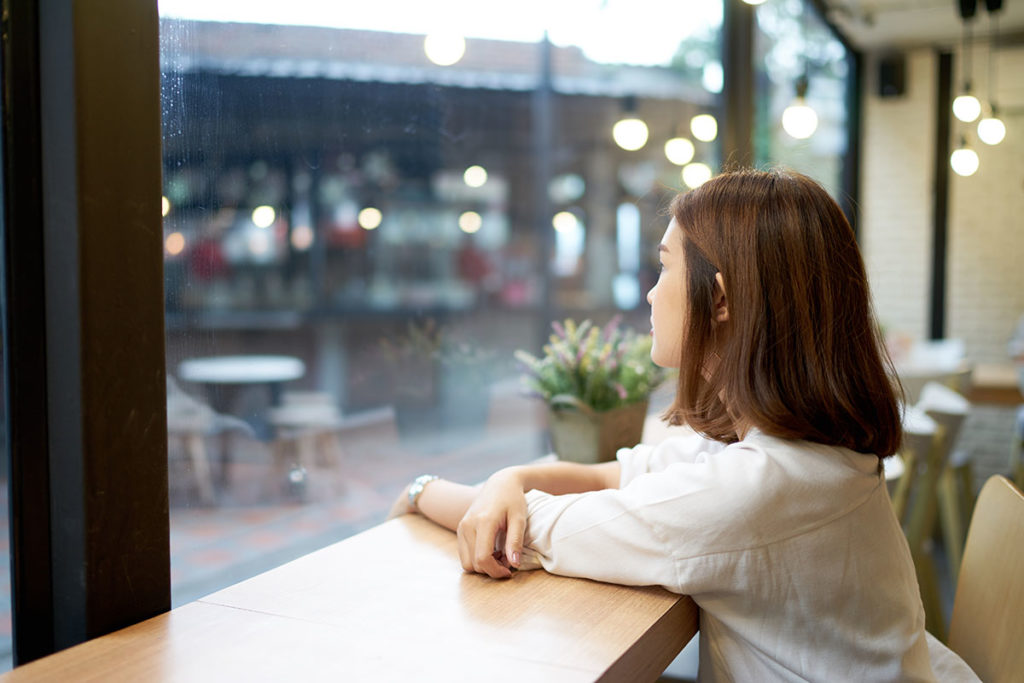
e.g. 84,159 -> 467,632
407,474 -> 439,511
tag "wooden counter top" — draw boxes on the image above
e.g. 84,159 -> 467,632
2,515 -> 697,682
968,362 -> 1023,405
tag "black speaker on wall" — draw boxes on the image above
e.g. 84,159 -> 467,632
878,54 -> 906,97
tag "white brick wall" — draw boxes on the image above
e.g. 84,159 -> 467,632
861,45 -> 1024,363
860,46 -> 1024,480
947,46 -> 1024,362
860,49 -> 936,344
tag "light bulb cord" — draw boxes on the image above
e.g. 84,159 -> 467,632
961,19 -> 973,90
986,13 -> 998,109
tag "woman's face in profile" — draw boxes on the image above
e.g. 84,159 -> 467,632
647,219 -> 686,368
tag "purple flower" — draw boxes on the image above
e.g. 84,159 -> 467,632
614,382 -> 627,399
602,314 -> 622,342
552,320 -> 567,339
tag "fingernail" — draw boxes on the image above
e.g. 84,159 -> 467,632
510,550 -> 520,566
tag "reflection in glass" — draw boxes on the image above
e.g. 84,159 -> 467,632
753,0 -> 851,195
159,1 -> 723,607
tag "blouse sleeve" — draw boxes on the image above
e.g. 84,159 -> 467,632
616,428 -> 728,487
521,441 -> 765,592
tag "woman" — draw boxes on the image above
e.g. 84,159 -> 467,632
392,169 -> 976,681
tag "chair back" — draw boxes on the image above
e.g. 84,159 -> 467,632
948,476 -> 1024,681
917,381 -> 969,457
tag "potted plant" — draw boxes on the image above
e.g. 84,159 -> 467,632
515,317 -> 667,463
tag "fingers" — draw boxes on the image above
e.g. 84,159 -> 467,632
474,518 -> 511,578
457,517 -> 512,579
504,514 -> 525,569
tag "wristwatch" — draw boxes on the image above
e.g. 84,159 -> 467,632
407,474 -> 439,512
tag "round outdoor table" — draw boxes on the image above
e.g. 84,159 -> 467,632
177,355 -> 306,489
178,355 -> 305,398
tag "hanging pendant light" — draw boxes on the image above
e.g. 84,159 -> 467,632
950,136 -> 980,177
978,106 -> 1006,145
612,96 -> 649,151
953,0 -> 982,122
977,0 -> 1006,145
952,90 -> 982,122
782,74 -> 818,140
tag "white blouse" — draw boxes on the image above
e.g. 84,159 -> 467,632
520,428 -> 979,682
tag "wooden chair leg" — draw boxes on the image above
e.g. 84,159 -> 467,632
297,433 -> 317,478
185,432 -> 215,506
956,461 -> 976,523
937,467 -> 964,586
891,451 -> 916,522
271,437 -> 293,496
912,546 -> 947,643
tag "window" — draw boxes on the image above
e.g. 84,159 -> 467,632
158,0 -> 723,605
753,0 -> 854,199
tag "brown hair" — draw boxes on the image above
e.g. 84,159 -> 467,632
665,168 -> 902,457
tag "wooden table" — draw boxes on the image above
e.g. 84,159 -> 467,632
968,362 -> 1023,406
177,354 -> 307,487
2,515 -> 697,682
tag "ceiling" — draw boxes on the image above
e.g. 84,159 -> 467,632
821,0 -> 1024,50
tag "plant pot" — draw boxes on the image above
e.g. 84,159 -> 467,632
546,398 -> 649,464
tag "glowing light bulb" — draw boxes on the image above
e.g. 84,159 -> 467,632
664,137 -> 695,165
424,33 -> 466,66
463,165 -> 488,188
682,163 -> 712,189
251,205 -> 276,228
358,207 -> 383,230
612,118 -> 649,151
782,100 -> 819,139
291,224 -> 314,250
458,211 -> 482,234
165,231 -> 185,256
552,211 -> 579,233
950,147 -> 979,177
952,94 -> 981,123
161,196 -> 171,217
690,114 -> 718,142
977,116 -> 1006,145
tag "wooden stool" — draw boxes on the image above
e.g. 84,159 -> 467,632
269,393 -> 345,499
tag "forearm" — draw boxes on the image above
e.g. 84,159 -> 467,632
410,479 -> 478,531
399,461 -> 618,534
504,460 -> 620,495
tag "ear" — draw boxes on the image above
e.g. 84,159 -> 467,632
713,272 -> 729,323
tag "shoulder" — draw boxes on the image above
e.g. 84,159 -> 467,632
618,432 -> 882,548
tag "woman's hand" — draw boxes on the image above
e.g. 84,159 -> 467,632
456,467 -> 527,579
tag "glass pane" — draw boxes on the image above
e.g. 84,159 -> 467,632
159,0 -> 721,605
0,44 -> 11,671
753,0 -> 851,196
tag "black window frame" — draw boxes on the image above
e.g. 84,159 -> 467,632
3,0 -> 169,665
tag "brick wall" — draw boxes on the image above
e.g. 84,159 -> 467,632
860,45 -> 1024,362
860,49 -> 936,344
860,45 -> 1024,482
947,46 -> 1024,363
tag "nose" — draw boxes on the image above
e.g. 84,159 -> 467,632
646,285 -> 655,305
